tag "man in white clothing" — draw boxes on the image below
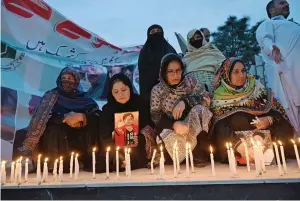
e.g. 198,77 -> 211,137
256,0 -> 300,135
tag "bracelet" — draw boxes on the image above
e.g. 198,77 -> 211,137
267,116 -> 274,125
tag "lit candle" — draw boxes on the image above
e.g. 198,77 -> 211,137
18,156 -> 23,184
273,142 -> 283,176
173,141 -> 177,178
124,148 -> 128,176
116,146 -> 120,178
257,141 -> 266,173
10,161 -> 15,183
243,142 -> 251,172
25,158 -> 28,183
37,154 -> 42,185
210,145 -> 216,176
53,159 -> 58,182
251,139 -> 261,177
42,158 -> 48,182
159,145 -> 164,179
1,161 -> 7,185
150,149 -> 157,174
70,152 -> 74,178
127,148 -> 131,178
278,141 -> 287,174
176,146 -> 180,174
92,148 -> 96,179
185,143 -> 190,177
188,143 -> 195,173
291,139 -> 300,170
229,143 -> 237,175
226,143 -> 232,174
74,154 -> 79,180
59,156 -> 63,182
14,159 -> 19,183
106,147 -> 110,179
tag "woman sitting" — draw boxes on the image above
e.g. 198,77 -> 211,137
183,29 -> 225,94
98,73 -> 156,172
211,57 -> 295,163
151,53 -> 213,166
17,67 -> 100,169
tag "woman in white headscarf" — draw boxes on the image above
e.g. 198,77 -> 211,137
183,29 -> 225,94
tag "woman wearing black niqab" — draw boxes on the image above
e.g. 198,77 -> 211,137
138,24 -> 177,105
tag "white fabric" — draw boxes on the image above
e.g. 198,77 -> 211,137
256,15 -> 300,135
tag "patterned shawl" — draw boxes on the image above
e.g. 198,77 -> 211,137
151,53 -> 207,125
21,67 -> 98,152
183,29 -> 225,74
211,57 -> 288,124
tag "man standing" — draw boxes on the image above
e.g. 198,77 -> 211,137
256,0 -> 300,135
200,28 -> 211,43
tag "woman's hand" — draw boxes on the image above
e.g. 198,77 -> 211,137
172,101 -> 185,120
202,95 -> 211,107
173,121 -> 189,135
63,112 -> 84,128
252,116 -> 272,129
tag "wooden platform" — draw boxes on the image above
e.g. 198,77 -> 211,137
2,160 -> 300,199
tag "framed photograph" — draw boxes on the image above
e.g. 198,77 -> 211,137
234,130 -> 275,165
114,111 -> 139,148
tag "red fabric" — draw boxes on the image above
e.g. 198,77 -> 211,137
115,124 -> 139,147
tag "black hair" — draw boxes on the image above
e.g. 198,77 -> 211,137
123,113 -> 134,121
266,0 -> 275,19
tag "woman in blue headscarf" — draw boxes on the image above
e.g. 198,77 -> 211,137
17,67 -> 101,169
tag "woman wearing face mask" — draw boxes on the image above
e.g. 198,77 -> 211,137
183,29 -> 225,94
211,58 -> 295,164
98,73 -> 156,172
17,67 -> 100,170
151,53 -> 213,166
138,24 -> 177,110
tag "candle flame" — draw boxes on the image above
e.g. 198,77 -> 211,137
291,139 -> 295,144
76,153 -> 79,157
186,142 -> 189,149
45,158 -> 48,162
26,158 -> 29,163
19,156 -> 23,161
128,148 -> 131,154
226,142 -> 229,149
107,147 -> 110,152
154,149 -> 156,153
116,146 -> 120,151
298,137 -> 300,143
229,143 -> 232,148
11,161 -> 15,165
55,159 -> 59,163
71,152 -> 74,156
160,145 -> 163,152
210,145 -> 213,153
278,141 -> 282,146
38,154 -> 42,159
93,147 -> 96,152
60,156 -> 63,160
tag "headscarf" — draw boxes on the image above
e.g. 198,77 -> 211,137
187,29 -> 207,52
22,67 -> 99,151
211,57 -> 285,123
138,24 -> 177,101
159,53 -> 185,88
183,29 -> 225,74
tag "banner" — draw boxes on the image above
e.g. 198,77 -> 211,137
0,0 -> 141,161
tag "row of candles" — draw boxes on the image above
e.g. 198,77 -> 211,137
1,138 -> 300,185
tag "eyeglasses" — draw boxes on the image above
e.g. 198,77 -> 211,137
166,69 -> 182,76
